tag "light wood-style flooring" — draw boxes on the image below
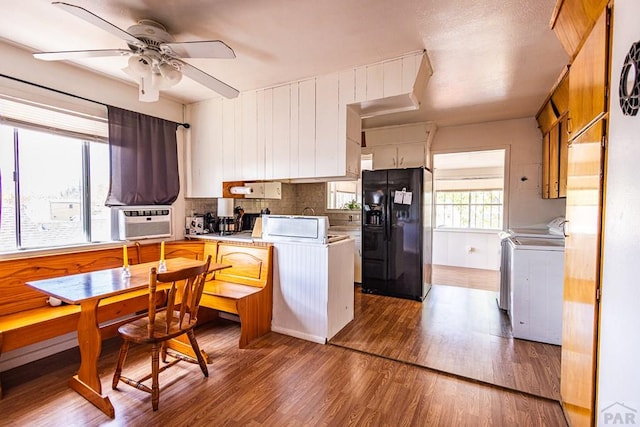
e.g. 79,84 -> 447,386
0,318 -> 566,425
432,264 -> 500,292
331,283 -> 562,401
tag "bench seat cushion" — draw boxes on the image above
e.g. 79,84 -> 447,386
203,280 -> 262,300
0,288 -> 157,354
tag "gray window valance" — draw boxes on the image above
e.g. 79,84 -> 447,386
105,106 -> 179,206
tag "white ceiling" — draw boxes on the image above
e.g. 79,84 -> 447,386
0,0 -> 568,127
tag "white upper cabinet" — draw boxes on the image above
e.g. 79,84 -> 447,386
297,79 -> 316,178
239,91 -> 261,181
315,73 -> 340,177
186,51 -> 430,194
186,98 -> 224,198
364,122 -> 436,170
270,85 -> 292,179
221,98 -> 237,181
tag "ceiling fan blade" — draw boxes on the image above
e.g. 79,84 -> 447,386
178,61 -> 239,99
34,49 -> 131,61
161,41 -> 236,59
53,2 -> 146,49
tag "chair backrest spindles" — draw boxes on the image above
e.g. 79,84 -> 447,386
147,255 -> 212,339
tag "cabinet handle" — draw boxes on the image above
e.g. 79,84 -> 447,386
399,157 -> 404,166
566,117 -> 572,135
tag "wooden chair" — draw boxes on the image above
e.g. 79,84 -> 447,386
112,255 -> 212,411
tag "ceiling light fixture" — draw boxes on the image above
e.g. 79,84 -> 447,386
122,52 -> 183,102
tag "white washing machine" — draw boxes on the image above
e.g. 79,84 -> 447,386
508,237 -> 565,345
497,218 -> 566,311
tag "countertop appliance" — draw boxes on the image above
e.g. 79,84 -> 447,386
261,215 -> 348,244
361,167 -> 433,301
241,213 -> 261,231
498,217 -> 566,311
508,237 -> 565,345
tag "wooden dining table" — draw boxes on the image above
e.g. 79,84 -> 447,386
26,257 -> 229,418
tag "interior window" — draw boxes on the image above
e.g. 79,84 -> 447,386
326,154 -> 372,210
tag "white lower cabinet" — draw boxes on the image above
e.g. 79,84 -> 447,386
271,239 -> 354,343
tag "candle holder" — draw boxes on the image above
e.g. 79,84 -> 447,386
158,260 -> 167,273
122,265 -> 131,278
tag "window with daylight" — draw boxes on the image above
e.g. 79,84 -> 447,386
0,95 -> 110,253
433,149 -> 505,231
435,190 -> 503,230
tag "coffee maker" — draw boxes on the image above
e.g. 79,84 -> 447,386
217,198 -> 235,235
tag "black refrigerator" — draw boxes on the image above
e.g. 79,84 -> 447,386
361,167 -> 433,301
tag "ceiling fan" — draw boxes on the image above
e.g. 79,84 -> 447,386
33,2 -> 239,102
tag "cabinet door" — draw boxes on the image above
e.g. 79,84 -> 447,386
264,182 -> 282,199
222,98 -> 237,181
272,85 -> 291,179
558,116 -> 569,198
551,0 -> 609,58
542,132 -> 551,199
568,8 -> 608,140
561,118 -> 604,427
245,182 -> 265,199
187,99 -> 223,198
240,91 -> 259,181
298,79 -> 316,178
397,143 -> 425,168
372,145 -> 398,169
548,123 -> 561,198
316,73 -> 340,177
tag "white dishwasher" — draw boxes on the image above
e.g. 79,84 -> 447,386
508,237 -> 565,345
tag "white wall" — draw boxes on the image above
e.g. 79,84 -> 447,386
432,230 -> 500,270
0,40 -> 189,241
430,118 -> 565,270
432,118 -> 566,228
597,1 -> 640,422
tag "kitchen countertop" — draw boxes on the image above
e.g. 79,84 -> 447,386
187,231 -> 257,243
188,231 -> 352,245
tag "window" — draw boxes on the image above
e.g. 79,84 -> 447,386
435,190 -> 503,230
433,149 -> 505,231
326,154 -> 372,210
0,96 -> 110,252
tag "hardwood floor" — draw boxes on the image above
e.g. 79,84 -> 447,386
331,284 -> 562,402
432,264 -> 500,292
0,319 -> 566,426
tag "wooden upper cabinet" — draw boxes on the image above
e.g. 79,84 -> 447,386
536,67 -> 569,134
550,0 -> 609,59
567,7 -> 609,141
538,101 -> 558,135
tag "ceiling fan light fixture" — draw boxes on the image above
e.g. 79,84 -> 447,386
126,54 -> 152,78
158,62 -> 182,87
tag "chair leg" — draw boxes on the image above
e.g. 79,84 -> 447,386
186,330 -> 209,377
151,343 -> 160,411
112,341 -> 130,390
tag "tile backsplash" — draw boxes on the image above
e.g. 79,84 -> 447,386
185,182 -> 361,227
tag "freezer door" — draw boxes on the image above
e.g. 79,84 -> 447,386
362,169 -> 389,292
387,168 -> 423,298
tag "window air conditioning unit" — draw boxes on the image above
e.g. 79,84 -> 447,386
111,206 -> 172,241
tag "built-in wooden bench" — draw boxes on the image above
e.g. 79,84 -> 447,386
0,241 -> 198,398
0,239 -> 273,396
200,241 -> 274,349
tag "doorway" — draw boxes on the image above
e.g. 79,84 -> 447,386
431,149 -> 505,291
